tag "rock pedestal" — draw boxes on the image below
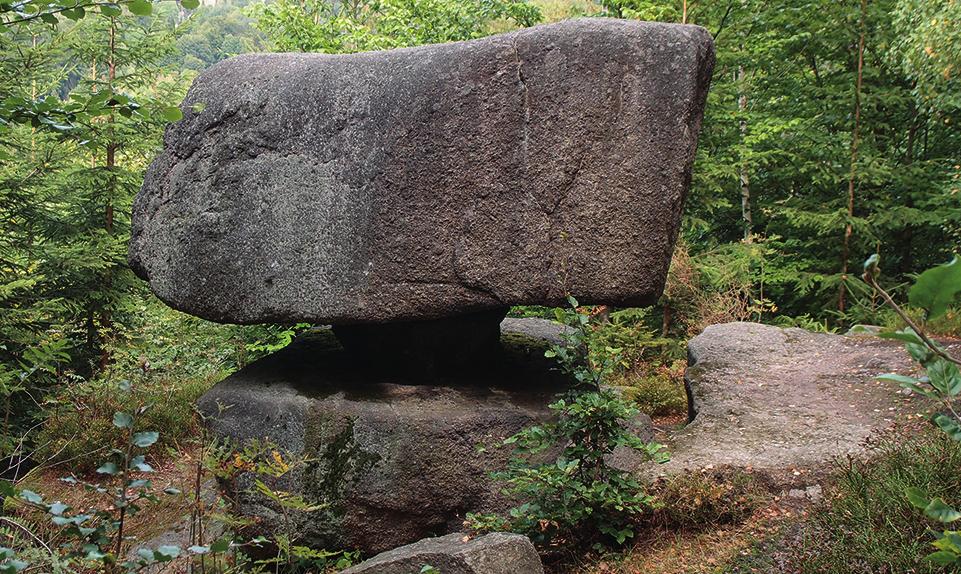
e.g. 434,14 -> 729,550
199,321 -> 573,554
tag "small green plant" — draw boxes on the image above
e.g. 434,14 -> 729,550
469,297 -> 667,548
616,359 -> 688,418
0,379 -> 233,573
36,371 -> 215,473
652,468 -> 764,529
209,437 -> 359,572
864,255 -> 961,566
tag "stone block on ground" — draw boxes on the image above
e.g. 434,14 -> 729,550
653,322 -> 961,477
341,532 -> 544,574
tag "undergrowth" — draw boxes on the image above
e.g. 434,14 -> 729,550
35,373 -> 218,474
734,429 -> 961,574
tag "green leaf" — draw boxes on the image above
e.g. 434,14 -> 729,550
131,431 -> 159,448
877,373 -> 922,385
877,329 -> 924,345
128,0 -> 151,15
160,106 -> 183,122
136,548 -> 154,562
96,462 -> 119,475
154,545 -> 180,561
909,257 -> 961,321
112,412 -> 133,429
929,359 -> 961,396
927,550 -> 961,565
39,12 -> 58,24
129,455 -> 154,472
100,3 -> 122,16
61,7 -> 85,20
926,498 -> 961,523
906,486 -> 930,509
18,490 -> 41,504
933,414 -> 961,441
180,0 -> 199,9
209,537 -> 231,553
0,481 -> 16,498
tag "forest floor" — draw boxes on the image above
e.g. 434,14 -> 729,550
13,327 -> 958,574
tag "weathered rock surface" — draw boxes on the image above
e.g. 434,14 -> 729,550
656,322 -> 958,476
341,532 -> 544,574
130,18 -> 715,324
198,319 -> 654,553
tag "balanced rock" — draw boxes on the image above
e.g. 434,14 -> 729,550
341,532 -> 544,574
129,18 -> 715,324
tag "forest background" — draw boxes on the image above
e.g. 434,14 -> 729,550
0,0 -> 959,484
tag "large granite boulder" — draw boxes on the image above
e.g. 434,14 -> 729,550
341,532 -> 544,574
130,18 -> 715,325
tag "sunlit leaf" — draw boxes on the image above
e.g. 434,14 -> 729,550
909,257 -> 961,321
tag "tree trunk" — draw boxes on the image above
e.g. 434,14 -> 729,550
838,0 -> 867,314
99,18 -> 117,372
738,64 -> 752,242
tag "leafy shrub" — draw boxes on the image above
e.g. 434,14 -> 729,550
589,308 -> 677,370
616,359 -> 688,418
864,255 -> 961,566
1,385 -> 229,573
652,468 -> 764,529
662,241 -> 780,337
772,314 -> 837,333
468,298 -> 667,548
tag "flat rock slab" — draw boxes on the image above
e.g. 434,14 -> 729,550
130,18 -> 715,324
341,532 -> 543,574
656,322 -> 958,475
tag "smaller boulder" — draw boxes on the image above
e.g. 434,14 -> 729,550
341,532 -> 543,574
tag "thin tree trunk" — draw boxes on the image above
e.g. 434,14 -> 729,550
738,64 -> 752,242
838,0 -> 867,314
682,0 -> 687,23
99,18 -> 117,372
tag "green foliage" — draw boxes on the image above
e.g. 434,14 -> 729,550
891,0 -> 961,113
652,469 -> 764,529
790,430 -> 961,573
208,438 -> 360,572
469,298 -> 667,547
35,374 -> 210,473
669,0 -> 960,326
910,257 -> 961,321
0,386 -> 225,572
869,256 -> 961,567
615,359 -> 687,418
247,0 -> 541,53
